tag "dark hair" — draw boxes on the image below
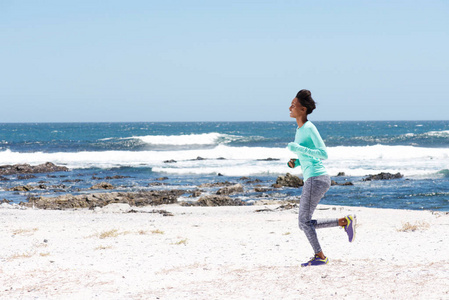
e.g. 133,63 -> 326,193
296,89 -> 316,115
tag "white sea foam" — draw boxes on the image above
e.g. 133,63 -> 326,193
1,145 -> 448,177
125,132 -> 238,145
426,130 -> 449,137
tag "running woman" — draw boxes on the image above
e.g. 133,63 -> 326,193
287,89 -> 356,267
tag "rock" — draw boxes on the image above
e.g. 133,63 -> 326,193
90,182 -> 115,190
331,180 -> 354,186
0,175 -> 9,181
156,177 -> 169,181
271,184 -> 283,188
8,185 -> 34,192
340,182 -> 354,186
0,199 -> 11,204
337,172 -> 346,176
243,178 -> 263,184
254,187 -> 272,193
190,190 -> 202,197
18,174 -> 37,180
216,184 -> 244,195
256,158 -> 280,161
164,159 -> 177,163
24,190 -> 185,210
363,172 -> 403,181
276,173 -> 304,187
62,179 -> 84,183
105,175 -> 131,179
0,162 -> 69,175
196,195 -> 244,206
199,181 -> 235,188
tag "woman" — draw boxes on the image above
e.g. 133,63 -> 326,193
287,89 -> 356,267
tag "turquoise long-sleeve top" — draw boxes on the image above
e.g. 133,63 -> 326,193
287,121 -> 328,181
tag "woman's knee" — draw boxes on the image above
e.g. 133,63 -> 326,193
298,219 -> 315,231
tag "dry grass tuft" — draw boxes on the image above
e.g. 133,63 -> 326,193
12,228 -> 38,235
173,238 -> 188,245
95,245 -> 113,251
97,229 -> 131,239
8,251 -> 35,260
99,229 -> 120,239
151,229 -> 165,235
397,221 -> 430,232
39,252 -> 50,257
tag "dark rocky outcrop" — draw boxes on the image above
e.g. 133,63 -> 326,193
339,181 -> 354,186
8,185 -> 41,192
190,190 -> 202,197
216,184 -> 243,195
331,180 -> 354,186
195,195 -> 245,206
192,157 -> 206,161
0,162 -> 69,175
105,175 -> 131,180
164,159 -> 177,163
62,179 -> 84,183
17,174 -> 37,180
275,173 -> 304,188
156,177 -> 169,181
254,187 -> 273,193
90,182 -> 115,190
199,181 -> 236,188
24,190 -> 185,210
363,172 -> 403,181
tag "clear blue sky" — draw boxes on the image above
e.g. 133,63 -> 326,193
1,0 -> 448,122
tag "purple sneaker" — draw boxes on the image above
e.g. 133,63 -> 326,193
301,255 -> 329,267
344,215 -> 356,243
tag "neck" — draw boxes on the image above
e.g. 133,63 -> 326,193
296,116 -> 308,128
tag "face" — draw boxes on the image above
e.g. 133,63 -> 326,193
289,98 -> 306,118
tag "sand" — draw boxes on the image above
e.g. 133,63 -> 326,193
1,203 -> 448,299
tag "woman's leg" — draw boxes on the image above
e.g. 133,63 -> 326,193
298,175 -> 331,254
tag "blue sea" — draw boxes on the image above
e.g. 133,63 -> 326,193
1,121 -> 448,211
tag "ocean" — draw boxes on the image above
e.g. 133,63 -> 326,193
1,121 -> 448,211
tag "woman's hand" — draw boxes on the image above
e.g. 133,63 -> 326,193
288,158 -> 296,168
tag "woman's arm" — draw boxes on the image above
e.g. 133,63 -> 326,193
287,126 -> 328,160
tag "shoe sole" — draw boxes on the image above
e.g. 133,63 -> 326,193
349,215 -> 356,243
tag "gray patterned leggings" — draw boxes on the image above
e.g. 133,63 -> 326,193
298,175 -> 338,254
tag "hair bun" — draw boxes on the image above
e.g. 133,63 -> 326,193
298,89 -> 311,97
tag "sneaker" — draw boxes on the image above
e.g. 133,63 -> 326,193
301,255 -> 329,267
344,215 -> 356,243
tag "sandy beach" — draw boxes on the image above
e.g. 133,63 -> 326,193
1,203 -> 448,299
